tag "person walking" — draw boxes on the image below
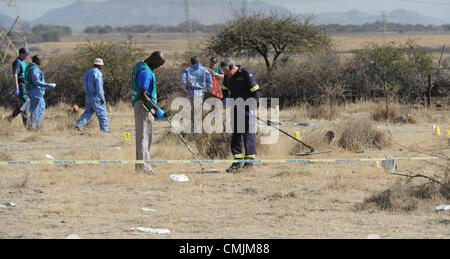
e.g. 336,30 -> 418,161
6,48 -> 31,125
75,58 -> 109,132
25,55 -> 57,130
131,51 -> 167,174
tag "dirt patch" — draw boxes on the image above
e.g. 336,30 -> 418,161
263,192 -> 297,201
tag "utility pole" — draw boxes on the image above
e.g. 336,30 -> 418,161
241,0 -> 247,16
382,11 -> 387,45
184,0 -> 193,51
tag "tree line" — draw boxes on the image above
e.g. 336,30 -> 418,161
83,21 -> 450,35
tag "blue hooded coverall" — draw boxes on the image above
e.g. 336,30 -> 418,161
25,62 -> 54,129
180,63 -> 212,100
76,67 -> 109,131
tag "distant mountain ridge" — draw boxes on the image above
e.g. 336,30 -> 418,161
314,9 -> 447,25
0,12 -> 15,29
32,0 -> 291,31
4,2 -> 447,32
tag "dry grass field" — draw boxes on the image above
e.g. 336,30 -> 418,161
0,101 -> 449,239
28,32 -> 450,57
1,32 -> 449,239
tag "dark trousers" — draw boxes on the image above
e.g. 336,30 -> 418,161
10,85 -> 28,126
231,107 -> 257,159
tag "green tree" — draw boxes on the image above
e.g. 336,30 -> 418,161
207,13 -> 332,73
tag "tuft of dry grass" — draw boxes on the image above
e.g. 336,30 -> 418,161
307,104 -> 341,121
0,120 -> 18,137
337,120 -> 391,153
21,133 -> 45,142
0,151 -> 12,161
356,177 -> 449,213
188,133 -> 232,159
290,129 -> 335,154
371,103 -> 416,124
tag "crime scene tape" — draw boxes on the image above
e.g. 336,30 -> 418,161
0,156 -> 444,166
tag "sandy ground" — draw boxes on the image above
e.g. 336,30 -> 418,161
0,102 -> 449,239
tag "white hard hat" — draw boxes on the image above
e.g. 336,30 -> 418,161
93,58 -> 104,66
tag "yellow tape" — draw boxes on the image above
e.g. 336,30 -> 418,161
0,156 -> 442,166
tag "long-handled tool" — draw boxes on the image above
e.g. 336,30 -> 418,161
256,116 -> 332,156
142,103 -> 219,173
164,117 -> 221,174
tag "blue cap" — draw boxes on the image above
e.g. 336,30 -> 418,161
19,48 -> 31,55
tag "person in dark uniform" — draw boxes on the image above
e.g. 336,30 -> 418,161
6,48 -> 31,125
220,58 -> 260,174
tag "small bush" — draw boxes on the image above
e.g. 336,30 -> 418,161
357,177 -> 449,212
290,129 -> 333,155
371,103 -> 416,123
260,53 -> 345,107
337,120 -> 391,152
188,133 -> 231,159
347,41 -> 434,103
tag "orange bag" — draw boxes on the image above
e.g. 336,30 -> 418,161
210,76 -> 223,99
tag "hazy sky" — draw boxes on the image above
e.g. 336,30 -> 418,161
1,0 -> 449,20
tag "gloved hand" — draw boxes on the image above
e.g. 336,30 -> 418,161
14,88 -> 20,96
155,108 -> 165,119
22,95 -> 29,101
165,110 -> 173,118
48,83 -> 56,88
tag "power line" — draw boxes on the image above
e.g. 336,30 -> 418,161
241,0 -> 247,16
184,0 -> 193,51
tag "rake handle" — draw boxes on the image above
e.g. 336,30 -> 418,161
256,116 -> 315,153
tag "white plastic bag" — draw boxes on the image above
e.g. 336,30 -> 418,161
66,234 -> 81,239
170,174 -> 190,182
141,208 -> 157,212
20,98 -> 30,112
132,227 -> 171,234
436,205 -> 450,211
45,154 -> 55,160
0,202 -> 16,208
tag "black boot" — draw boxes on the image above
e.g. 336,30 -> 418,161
226,160 -> 244,174
242,158 -> 255,171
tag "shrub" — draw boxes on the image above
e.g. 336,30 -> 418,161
337,120 -> 391,152
371,102 -> 416,123
346,41 -> 434,103
28,25 -> 72,43
356,177 -> 450,212
260,53 -> 345,107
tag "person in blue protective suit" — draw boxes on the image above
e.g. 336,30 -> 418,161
180,56 -> 212,101
6,48 -> 30,125
75,58 -> 109,132
180,57 -> 212,133
25,55 -> 57,130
